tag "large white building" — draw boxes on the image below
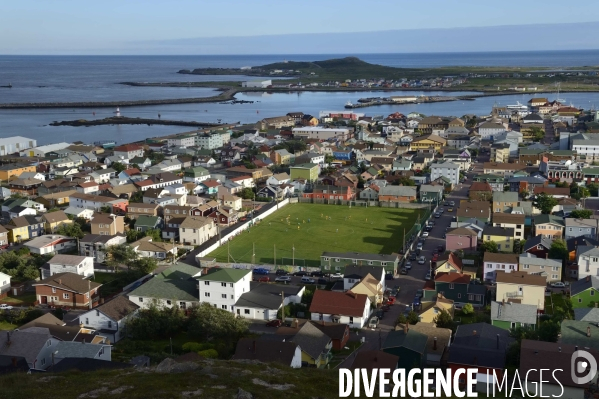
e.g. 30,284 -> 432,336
478,122 -> 506,140
292,127 -> 351,141
241,79 -> 272,88
42,254 -> 94,280
430,160 -> 460,185
195,131 -> 231,149
0,136 -> 37,156
78,296 -> 140,343
167,134 -> 196,148
197,268 -> 252,312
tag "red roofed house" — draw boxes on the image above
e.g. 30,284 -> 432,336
434,252 -> 465,276
309,290 -> 370,328
533,186 -> 570,198
113,144 -> 144,160
76,181 -> 100,195
468,181 -> 493,201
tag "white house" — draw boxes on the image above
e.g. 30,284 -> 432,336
42,254 -> 94,280
430,160 -> 460,185
310,290 -> 371,328
197,268 -> 252,313
266,173 -> 291,186
483,252 -> 519,282
179,216 -> 217,246
113,144 -> 144,160
242,80 -> 272,88
343,265 -> 386,292
155,159 -> 182,172
63,207 -> 95,220
168,135 -> 196,148
478,122 -> 506,140
24,235 -> 77,255
89,169 -> 116,184
0,271 -> 10,297
0,328 -> 59,371
577,247 -> 599,281
234,283 -> 305,320
78,296 -> 140,343
230,175 -> 255,189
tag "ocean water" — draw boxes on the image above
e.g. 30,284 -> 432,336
1,50 -> 599,144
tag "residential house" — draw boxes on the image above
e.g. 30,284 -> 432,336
456,201 -> 491,224
522,235 -> 552,259
113,144 -> 144,160
343,265 -> 386,292
6,215 -> 44,243
41,211 -> 72,234
448,323 -> 513,392
234,282 -> 304,320
0,328 -> 58,371
378,186 -> 417,203
126,203 -> 160,219
76,181 -> 100,195
232,339 -> 302,368
407,322 -> 452,366
430,161 -> 460,186
483,162 -> 527,177
565,218 -> 598,240
574,307 -> 599,322
163,205 -> 192,222
418,294 -> 454,324
576,246 -> 599,281
310,290 -> 371,328
482,226 -> 514,252
41,254 -> 94,280
183,166 -> 210,184
79,234 -> 127,263
571,276 -> 599,308
128,263 -> 201,310
270,149 -> 293,165
219,194 -> 242,211
433,252 -> 469,277
302,185 -> 355,201
478,122 -> 506,140
68,192 -> 128,213
290,322 -> 333,368
445,227 -> 478,252
0,271 -> 10,299
519,253 -> 562,282
419,184 -> 444,203
431,272 -> 486,308
37,190 -> 78,209
534,214 -> 565,240
492,191 -> 519,212
409,135 -> 447,151
24,235 -> 77,255
90,214 -> 125,236
133,215 -> 162,232
382,324 -> 427,371
130,237 -> 177,260
197,268 -> 252,313
77,296 -> 139,343
179,216 -> 216,246
346,273 -> 384,306
468,182 -> 493,201
0,163 -> 36,181
320,252 -> 398,275
491,301 -> 537,330
0,226 -> 8,248
32,272 -> 101,308
266,172 -> 291,186
483,252 -> 519,282
492,212 -> 525,240
495,271 -> 546,310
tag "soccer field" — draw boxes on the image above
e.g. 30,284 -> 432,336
208,203 -> 423,267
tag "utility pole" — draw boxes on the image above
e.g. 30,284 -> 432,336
227,239 -> 230,263
281,290 -> 285,324
252,242 -> 255,265
88,279 -> 92,310
274,244 -> 276,269
292,244 -> 295,267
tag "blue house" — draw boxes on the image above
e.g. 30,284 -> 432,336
332,149 -> 354,161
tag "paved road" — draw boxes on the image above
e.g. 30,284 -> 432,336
544,118 -> 555,145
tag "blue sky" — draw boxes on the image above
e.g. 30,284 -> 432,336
2,0 -> 599,54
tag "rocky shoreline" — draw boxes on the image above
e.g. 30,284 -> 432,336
49,116 -> 231,128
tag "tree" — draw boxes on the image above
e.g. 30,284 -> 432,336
481,241 -> 499,253
111,162 -> 127,174
104,244 -> 137,271
100,205 -> 112,214
527,126 -> 545,142
55,222 -> 85,239
187,303 -> 249,341
407,311 -> 419,325
461,303 -> 474,315
325,154 -> 335,165
145,228 -> 162,242
130,257 -> 158,275
536,192 -> 558,214
130,191 -> 143,203
126,229 -> 143,243
570,209 -> 593,219
433,309 -> 454,329
519,189 -> 529,200
514,239 -> 526,254
238,188 -> 255,200
126,302 -> 186,339
548,239 -> 568,261
395,314 -> 407,325
588,183 -> 599,197
393,176 -> 415,186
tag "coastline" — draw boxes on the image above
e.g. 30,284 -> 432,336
49,116 -> 234,128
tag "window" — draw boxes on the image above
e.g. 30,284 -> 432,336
468,294 -> 474,301
139,297 -> 143,303
457,293 -> 461,299
381,262 -> 387,267
221,282 -> 227,287
52,287 -> 56,293
244,309 -> 250,315
221,305 -> 227,310
108,321 -> 112,328
63,293 -> 69,299
86,293 -> 89,299
449,283 -> 454,289
323,257 -> 329,261
335,258 -> 340,262
592,290 -> 595,297
204,292 -> 210,297
222,294 -> 227,299
41,358 -> 46,366
349,316 -> 354,324
46,340 -> 52,347
166,300 -> 172,305
580,298 -> 583,303
204,281 -> 210,285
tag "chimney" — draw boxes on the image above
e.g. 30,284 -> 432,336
576,346 -> 579,351
545,253 -> 548,259
473,330 -> 477,336
588,327 -> 592,337
433,337 -> 438,351
58,279 -> 62,285
497,334 -> 500,349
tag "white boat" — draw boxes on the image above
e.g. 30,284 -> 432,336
506,101 -> 528,110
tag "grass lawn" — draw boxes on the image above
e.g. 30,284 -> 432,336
545,293 -> 571,316
0,320 -> 17,330
208,203 -> 421,267
0,293 -> 37,305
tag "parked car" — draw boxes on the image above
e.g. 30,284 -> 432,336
416,242 -> 423,250
437,245 -> 444,253
434,213 -> 441,218
300,276 -> 316,284
375,309 -> 384,320
422,232 -> 429,238
293,271 -> 307,277
448,207 -> 454,212
415,289 -> 424,299
409,253 -> 417,261
252,268 -> 269,275
0,304 -> 13,310
418,256 -> 426,264
439,208 -> 444,213
266,319 -> 282,327
275,269 -> 288,275
405,261 -> 412,270
400,268 -> 408,275
258,276 -> 270,282
402,305 -> 411,317
368,317 -> 379,329
385,273 -> 394,280
425,271 -> 432,280
382,305 -> 391,312
449,201 -> 455,206
330,273 -> 343,279
550,282 -> 566,288
444,201 -> 450,206
275,276 -> 292,283
317,278 -> 328,285
413,296 -> 422,308
310,271 -> 325,277
432,254 -> 439,262
385,296 -> 396,305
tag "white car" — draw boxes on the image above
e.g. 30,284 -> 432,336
418,256 -> 426,264
0,304 -> 13,310
275,276 -> 291,283
405,261 -> 412,270
330,273 -> 343,279
422,232 -> 429,238
550,282 -> 566,288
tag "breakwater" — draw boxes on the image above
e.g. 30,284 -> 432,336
49,116 -> 232,128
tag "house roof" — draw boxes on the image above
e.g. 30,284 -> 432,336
291,322 -> 331,360
41,211 -> 70,224
449,323 -> 513,368
434,272 -> 470,284
492,191 -> 518,203
197,268 -> 251,283
235,282 -> 303,310
561,320 -> 599,351
32,272 -> 101,294
310,321 -> 349,342
518,252 -> 562,268
91,296 -> 140,322
48,254 -> 88,266
405,323 -> 452,356
128,263 -> 201,302
574,307 -> 599,323
523,235 -> 553,252
495,271 -> 546,287
483,252 -> 519,264
232,338 -> 299,366
412,135 -> 447,144
491,301 -> 537,325
533,214 -> 565,226
567,236 -> 599,253
309,290 -> 368,318
179,216 -> 213,229
379,186 -> 417,197
446,227 -> 478,237
350,350 -> 399,370
571,275 -> 599,296
492,212 -> 525,224
382,328 -> 428,354
54,341 -> 107,358
482,225 -> 514,237
469,182 -> 493,192
565,218 -> 599,229
0,329 -> 52,366
343,265 -> 384,281
24,235 -> 76,249
134,215 -> 161,228
520,340 -> 599,389
533,186 -> 570,196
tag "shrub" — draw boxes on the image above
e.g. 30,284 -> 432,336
462,303 -> 474,315
198,349 -> 218,359
182,342 -> 204,353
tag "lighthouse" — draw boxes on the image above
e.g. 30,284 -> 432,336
115,107 -> 121,117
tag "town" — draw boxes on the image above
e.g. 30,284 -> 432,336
1,97 -> 599,398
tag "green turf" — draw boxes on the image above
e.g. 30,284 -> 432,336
208,203 -> 423,266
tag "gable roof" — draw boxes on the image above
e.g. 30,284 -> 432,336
291,322 -> 331,360
571,275 -> 599,296
561,320 -> 599,350
350,350 -> 399,370
41,211 -> 70,224
382,328 -> 428,354
434,272 -> 470,284
495,271 -> 545,287
309,290 -> 368,318
491,301 -> 537,325
567,236 -> 599,253
235,282 -> 302,310
446,227 -> 478,237
0,329 -> 52,366
523,235 -> 553,252
343,265 -> 385,280
128,263 -> 201,302
534,214 -> 565,226
197,268 -> 251,283
233,338 -> 299,366
483,252 -> 519,264
32,272 -> 101,294
574,307 -> 599,323
92,296 -> 140,322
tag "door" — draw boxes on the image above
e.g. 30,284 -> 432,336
41,296 -> 47,304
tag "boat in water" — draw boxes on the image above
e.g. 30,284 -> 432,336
506,101 -> 528,110
94,140 -> 117,149
344,101 -> 354,109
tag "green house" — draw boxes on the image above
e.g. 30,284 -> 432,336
183,166 -> 210,183
320,252 -> 398,274
382,326 -> 428,371
490,301 -> 537,330
419,185 -> 444,203
290,163 -> 319,182
571,276 -> 599,308
434,272 -> 486,307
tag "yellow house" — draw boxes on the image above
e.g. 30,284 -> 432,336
6,225 -> 29,243
520,123 -> 545,140
36,189 -> 77,209
409,135 -> 447,152
482,225 -> 514,252
419,295 -> 454,324
495,271 -> 546,311
347,273 -> 383,305
293,322 -> 332,368
41,210 -> 73,233
0,163 -> 36,181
